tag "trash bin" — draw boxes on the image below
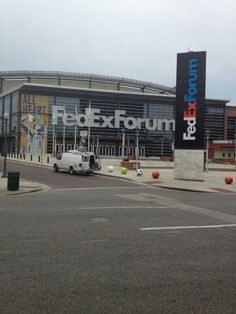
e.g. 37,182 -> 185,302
7,172 -> 20,191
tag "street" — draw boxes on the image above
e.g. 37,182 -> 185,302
0,161 -> 236,313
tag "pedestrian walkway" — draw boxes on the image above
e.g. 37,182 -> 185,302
0,173 -> 49,197
98,159 -> 236,193
1,157 -> 236,196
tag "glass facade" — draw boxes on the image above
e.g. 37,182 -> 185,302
205,105 -> 225,141
0,98 -> 2,135
0,85 -> 229,157
227,117 -> 236,139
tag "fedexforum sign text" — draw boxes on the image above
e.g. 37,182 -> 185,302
183,58 -> 198,140
52,106 -> 175,131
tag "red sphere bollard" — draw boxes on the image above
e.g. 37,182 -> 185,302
152,171 -> 160,179
225,176 -> 233,184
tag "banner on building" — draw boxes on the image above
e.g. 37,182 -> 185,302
21,94 -> 48,154
175,51 -> 206,149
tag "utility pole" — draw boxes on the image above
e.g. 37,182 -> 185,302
2,111 -> 9,178
135,127 -> 139,170
206,130 -> 210,172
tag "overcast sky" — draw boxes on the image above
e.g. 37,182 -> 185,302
1,0 -> 236,104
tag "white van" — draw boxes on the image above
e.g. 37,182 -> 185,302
53,150 -> 101,175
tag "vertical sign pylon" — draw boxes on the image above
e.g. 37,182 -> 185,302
174,51 -> 206,181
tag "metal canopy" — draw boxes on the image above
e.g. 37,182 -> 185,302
0,70 -> 176,95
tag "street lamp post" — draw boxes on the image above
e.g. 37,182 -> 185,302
171,133 -> 175,162
121,128 -> 125,160
161,137 -> 164,157
52,132 -> 57,157
127,136 -> 130,158
96,136 -> 100,157
87,100 -> 91,152
205,130 -> 210,172
135,127 -> 139,170
2,111 -> 9,178
234,133 -> 236,169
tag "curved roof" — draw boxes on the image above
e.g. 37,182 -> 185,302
0,70 -> 176,95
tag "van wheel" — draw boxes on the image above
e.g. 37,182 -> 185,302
53,164 -> 59,172
69,166 -> 74,175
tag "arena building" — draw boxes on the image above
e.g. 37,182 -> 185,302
0,71 -> 233,158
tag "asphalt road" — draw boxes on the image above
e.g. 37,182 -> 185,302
4,160 -> 139,189
1,161 -> 236,313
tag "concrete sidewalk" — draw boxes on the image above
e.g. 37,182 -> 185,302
98,159 -> 236,193
0,173 -> 50,197
1,158 -> 236,196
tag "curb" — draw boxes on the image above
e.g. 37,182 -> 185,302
0,182 -> 51,197
95,171 -> 218,193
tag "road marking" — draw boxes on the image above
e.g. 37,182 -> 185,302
76,206 -> 169,210
15,205 -> 170,212
140,224 -> 236,231
54,186 -> 149,191
77,239 -> 110,244
119,193 -> 236,224
0,207 -> 19,211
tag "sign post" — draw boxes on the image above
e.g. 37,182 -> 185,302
174,51 -> 206,181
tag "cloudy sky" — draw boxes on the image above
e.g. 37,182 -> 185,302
1,0 -> 236,104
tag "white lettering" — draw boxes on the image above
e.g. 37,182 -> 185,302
64,113 -> 76,126
124,116 -> 137,129
136,118 -> 146,129
85,108 -> 101,127
76,114 -> 87,127
145,118 -> 158,131
52,105 -> 175,131
157,119 -> 174,131
115,110 -> 126,128
100,115 -> 114,128
183,117 -> 196,140
52,105 -> 65,125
